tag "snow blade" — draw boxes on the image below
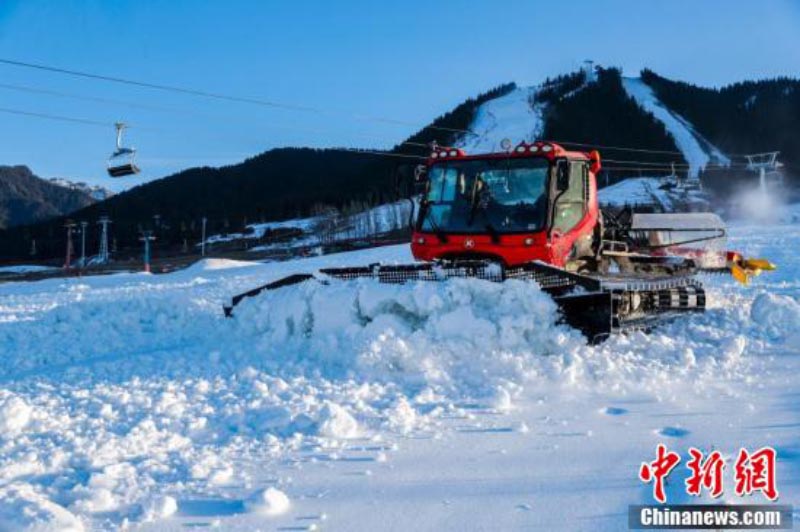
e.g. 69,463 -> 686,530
223,273 -> 315,317
223,260 -> 706,343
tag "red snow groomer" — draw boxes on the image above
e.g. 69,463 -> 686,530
225,141 -> 774,342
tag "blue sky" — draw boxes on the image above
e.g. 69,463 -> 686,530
1,0 -> 799,191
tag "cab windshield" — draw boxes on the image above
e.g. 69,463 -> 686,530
420,157 -> 550,233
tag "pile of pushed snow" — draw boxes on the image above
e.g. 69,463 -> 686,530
233,278 -> 577,397
0,483 -> 84,532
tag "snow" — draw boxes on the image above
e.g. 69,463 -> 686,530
0,393 -> 32,435
598,177 -> 673,209
140,495 -> 178,522
244,487 -> 290,516
0,483 -> 84,532
622,78 -> 730,178
48,177 -> 114,201
203,200 -> 413,249
0,265 -> 56,274
317,403 -> 361,439
458,86 -> 543,154
184,258 -> 260,272
0,205 -> 798,530
597,176 -> 715,211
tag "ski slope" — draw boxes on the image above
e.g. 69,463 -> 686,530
0,210 -> 798,530
622,78 -> 730,179
458,86 -> 543,154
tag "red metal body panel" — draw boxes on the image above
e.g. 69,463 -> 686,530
411,142 -> 600,267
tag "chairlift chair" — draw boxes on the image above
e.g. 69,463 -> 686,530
107,122 -> 140,178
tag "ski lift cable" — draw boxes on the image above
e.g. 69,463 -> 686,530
0,105 -> 751,169
0,106 -> 110,128
0,81 -> 433,151
0,57 -> 476,137
550,140 -> 684,156
601,158 -> 750,169
0,58 -> 768,160
0,81 -> 180,114
0,105 -> 427,161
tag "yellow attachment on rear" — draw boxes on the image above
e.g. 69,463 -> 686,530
741,258 -> 776,272
730,257 -> 777,285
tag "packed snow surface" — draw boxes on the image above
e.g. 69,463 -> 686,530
0,264 -> 56,274
622,77 -> 730,178
0,205 -> 798,530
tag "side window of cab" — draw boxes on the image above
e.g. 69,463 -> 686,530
552,161 -> 588,233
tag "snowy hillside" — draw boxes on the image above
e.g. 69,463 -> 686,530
205,200 -> 413,249
457,86 -> 543,154
0,203 -> 798,529
622,78 -> 730,178
598,177 -> 676,210
456,72 -> 731,186
598,176 -> 711,211
48,178 -> 114,201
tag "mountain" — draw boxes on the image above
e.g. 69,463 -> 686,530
0,166 -> 97,230
640,69 -> 800,194
48,178 -> 114,201
641,69 -> 800,168
1,66 -> 798,261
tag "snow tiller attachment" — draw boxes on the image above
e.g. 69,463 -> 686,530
224,141 -> 775,343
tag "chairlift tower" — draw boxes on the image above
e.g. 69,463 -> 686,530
97,216 -> 111,264
64,221 -> 77,270
201,216 -> 207,257
744,152 -> 783,190
79,221 -> 88,268
140,230 -> 156,273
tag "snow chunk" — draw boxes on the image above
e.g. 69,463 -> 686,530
0,483 -> 84,532
317,403 -> 360,439
0,394 -> 33,436
186,258 -> 258,272
385,397 -> 417,434
140,495 -> 178,522
244,487 -> 290,516
721,336 -> 747,366
492,386 -> 513,412
751,293 -> 800,343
